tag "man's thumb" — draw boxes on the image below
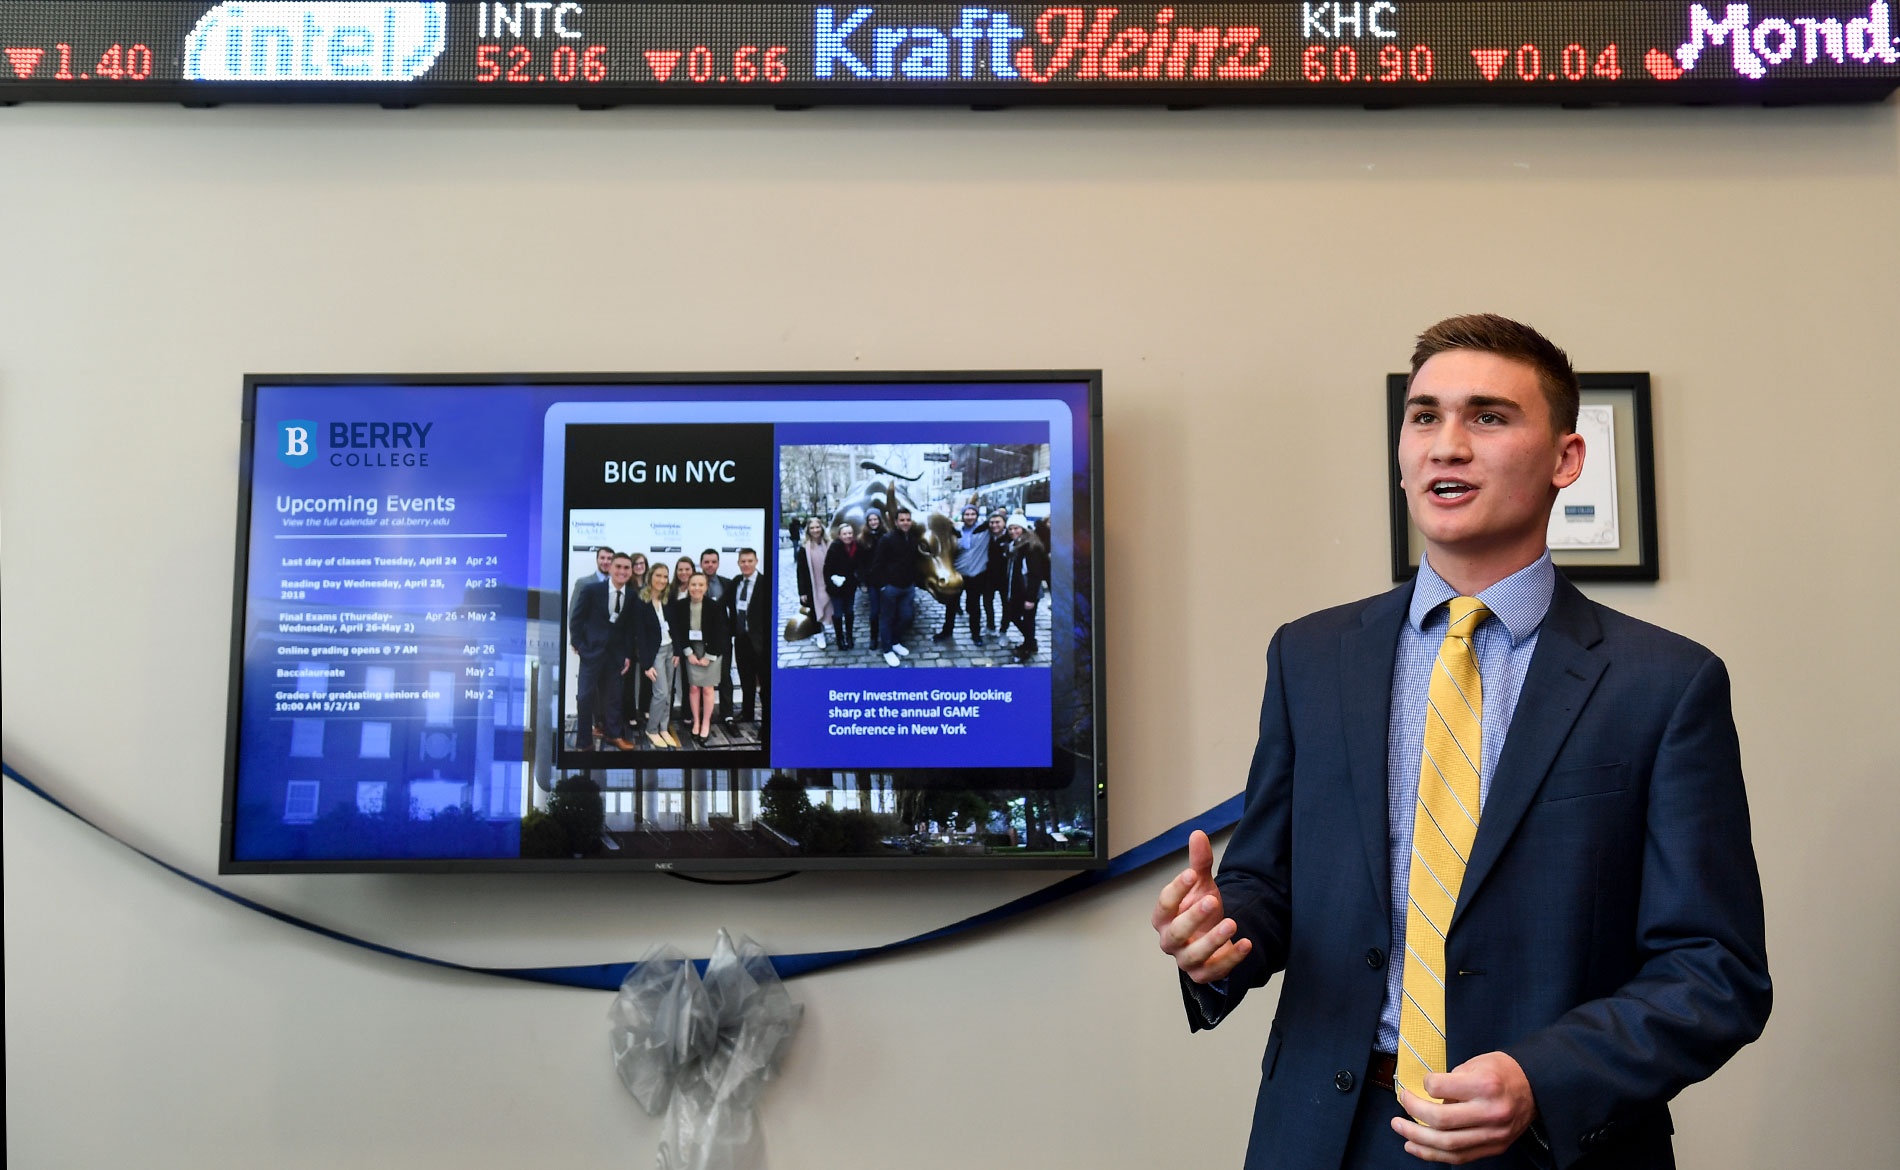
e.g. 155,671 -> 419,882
1188,830 -> 1214,876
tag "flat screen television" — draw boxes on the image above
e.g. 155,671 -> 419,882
222,373 -> 1104,872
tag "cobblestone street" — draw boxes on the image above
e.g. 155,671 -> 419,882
774,546 -> 1052,670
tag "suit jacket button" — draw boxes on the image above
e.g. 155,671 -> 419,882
1334,1070 -> 1355,1092
1365,947 -> 1385,969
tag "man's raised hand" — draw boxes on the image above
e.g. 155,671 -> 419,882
1153,829 -> 1252,983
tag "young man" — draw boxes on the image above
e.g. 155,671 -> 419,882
979,511 -> 1008,635
698,548 -> 730,604
1152,315 -> 1769,1170
568,552 -> 638,752
871,507 -> 919,667
728,547 -> 770,723
937,503 -> 992,644
570,544 -> 617,737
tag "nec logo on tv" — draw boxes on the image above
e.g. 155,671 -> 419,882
275,420 -> 436,467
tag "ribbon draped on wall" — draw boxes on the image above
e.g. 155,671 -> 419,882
3,761 -> 1242,990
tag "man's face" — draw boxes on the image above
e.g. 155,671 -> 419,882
990,516 -> 1006,534
1398,350 -> 1584,565
895,512 -> 913,532
609,558 -> 634,586
701,552 -> 720,575
963,508 -> 979,527
738,552 -> 757,577
595,548 -> 614,575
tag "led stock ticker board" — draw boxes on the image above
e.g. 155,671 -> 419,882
2,2 -> 1896,105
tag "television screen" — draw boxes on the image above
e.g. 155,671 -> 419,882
222,373 -> 1103,872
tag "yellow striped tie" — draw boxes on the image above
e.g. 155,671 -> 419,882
1397,596 -> 1490,1111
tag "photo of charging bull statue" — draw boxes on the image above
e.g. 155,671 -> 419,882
777,445 -> 1054,670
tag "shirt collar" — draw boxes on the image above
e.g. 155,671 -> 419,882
1410,551 -> 1555,647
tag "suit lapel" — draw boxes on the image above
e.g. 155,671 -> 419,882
1452,576 -> 1607,929
1340,585 -> 1412,920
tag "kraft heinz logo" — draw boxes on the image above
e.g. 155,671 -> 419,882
1678,2 -> 1899,77
813,6 -> 1273,81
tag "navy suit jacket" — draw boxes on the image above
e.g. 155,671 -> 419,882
569,578 -> 633,666
667,596 -> 732,661
1189,575 -> 1770,1170
729,571 -> 770,654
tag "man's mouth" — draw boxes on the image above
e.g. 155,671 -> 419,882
1430,479 -> 1477,499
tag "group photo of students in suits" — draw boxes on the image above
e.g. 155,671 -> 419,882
566,541 -> 770,752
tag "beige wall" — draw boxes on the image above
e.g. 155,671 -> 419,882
4,98 -> 1897,1168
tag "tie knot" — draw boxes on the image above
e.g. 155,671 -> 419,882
1446,596 -> 1490,638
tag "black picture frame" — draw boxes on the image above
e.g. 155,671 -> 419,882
1387,372 -> 1659,583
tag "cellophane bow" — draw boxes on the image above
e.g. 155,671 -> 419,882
609,930 -> 804,1170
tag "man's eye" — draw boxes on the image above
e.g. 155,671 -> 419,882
1411,411 -> 1437,425
1476,412 -> 1504,425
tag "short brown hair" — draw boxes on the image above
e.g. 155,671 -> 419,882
1409,314 -> 1580,434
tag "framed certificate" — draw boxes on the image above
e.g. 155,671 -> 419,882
1386,373 -> 1659,582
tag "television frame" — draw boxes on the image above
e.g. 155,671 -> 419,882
220,370 -> 1107,873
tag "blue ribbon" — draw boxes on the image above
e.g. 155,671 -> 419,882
3,760 -> 1241,991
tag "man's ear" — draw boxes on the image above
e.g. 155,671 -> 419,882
1551,431 -> 1585,491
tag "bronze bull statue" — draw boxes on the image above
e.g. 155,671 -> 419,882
829,463 -> 963,603
912,512 -> 963,601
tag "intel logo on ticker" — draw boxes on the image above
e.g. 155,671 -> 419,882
184,2 -> 448,82
276,420 -> 436,468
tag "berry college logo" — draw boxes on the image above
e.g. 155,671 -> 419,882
277,419 -> 319,468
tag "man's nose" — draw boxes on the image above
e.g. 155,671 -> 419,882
1429,420 -> 1472,461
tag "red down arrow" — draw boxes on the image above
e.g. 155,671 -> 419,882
644,50 -> 682,82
